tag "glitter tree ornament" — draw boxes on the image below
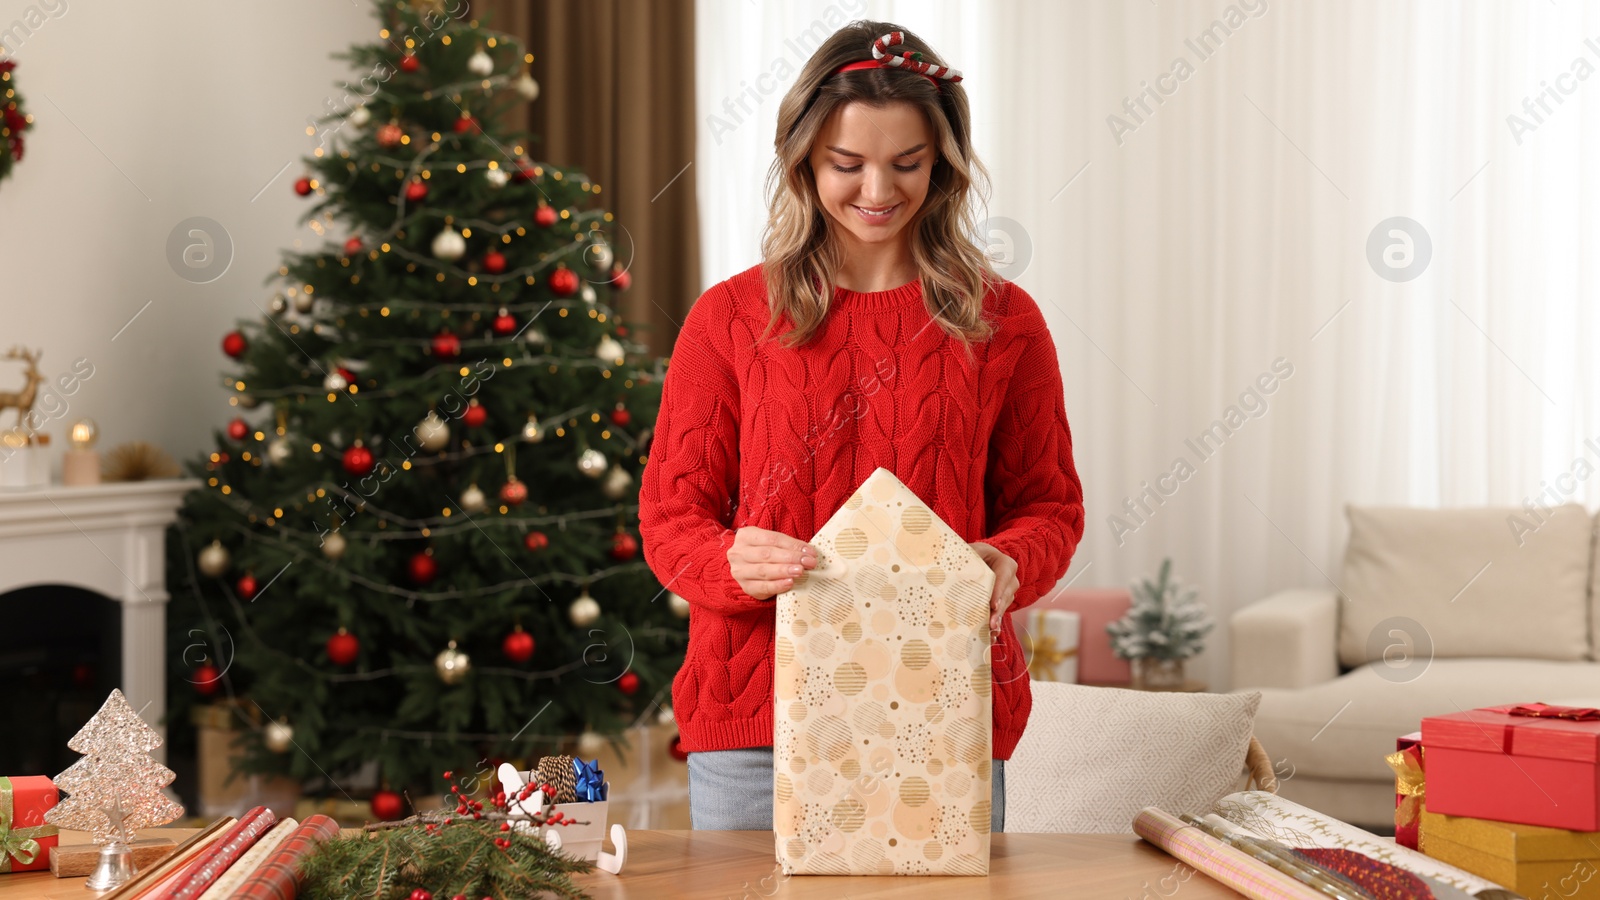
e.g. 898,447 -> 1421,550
45,689 -> 183,888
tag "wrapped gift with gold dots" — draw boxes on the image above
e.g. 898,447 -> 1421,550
773,467 -> 995,876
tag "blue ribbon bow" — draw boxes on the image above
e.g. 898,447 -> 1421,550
572,758 -> 606,802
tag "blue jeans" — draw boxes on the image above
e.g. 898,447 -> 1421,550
688,747 -> 1006,833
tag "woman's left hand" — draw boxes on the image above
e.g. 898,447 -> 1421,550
969,542 -> 1019,636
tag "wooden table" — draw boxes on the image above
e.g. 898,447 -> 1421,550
0,829 -> 1240,898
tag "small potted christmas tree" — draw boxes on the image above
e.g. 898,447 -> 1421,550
1106,558 -> 1214,690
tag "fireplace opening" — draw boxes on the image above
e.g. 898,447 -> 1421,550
0,584 -> 122,777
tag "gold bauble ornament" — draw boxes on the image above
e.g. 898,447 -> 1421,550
268,293 -> 289,317
264,720 -> 294,753
435,640 -> 471,685
601,465 -> 634,500
322,531 -> 347,561
198,540 -> 230,577
415,411 -> 450,452
568,590 -> 601,627
576,729 -> 605,757
577,448 -> 607,478
668,592 -> 691,619
267,437 -> 292,464
521,414 -> 543,443
515,72 -> 540,101
293,291 -> 315,314
460,483 -> 487,513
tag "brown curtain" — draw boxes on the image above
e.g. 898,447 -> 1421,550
480,0 -> 699,357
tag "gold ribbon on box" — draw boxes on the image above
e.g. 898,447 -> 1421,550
0,777 -> 57,873
1023,611 -> 1079,682
1385,746 -> 1426,832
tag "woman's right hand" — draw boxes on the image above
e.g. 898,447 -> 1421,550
728,527 -> 818,600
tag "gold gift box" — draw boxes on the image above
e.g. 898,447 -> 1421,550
1420,809 -> 1600,898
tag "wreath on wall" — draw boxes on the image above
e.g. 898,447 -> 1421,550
0,59 -> 33,186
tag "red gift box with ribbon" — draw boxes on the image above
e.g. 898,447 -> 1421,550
1386,731 -> 1425,850
1,776 -> 59,874
1421,703 -> 1600,831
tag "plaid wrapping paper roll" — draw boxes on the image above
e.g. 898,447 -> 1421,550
229,814 -> 339,900
196,818 -> 297,900
537,755 -> 577,804
159,805 -> 277,899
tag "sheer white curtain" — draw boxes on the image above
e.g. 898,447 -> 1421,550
696,1 -> 1600,688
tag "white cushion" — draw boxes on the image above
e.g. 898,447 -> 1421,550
1336,504 -> 1593,666
1246,658 -> 1600,782
1006,682 -> 1260,833
1592,511 -> 1600,661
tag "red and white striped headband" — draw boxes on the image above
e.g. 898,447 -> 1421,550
830,31 -> 964,90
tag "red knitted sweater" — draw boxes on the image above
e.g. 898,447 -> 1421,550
638,263 -> 1085,760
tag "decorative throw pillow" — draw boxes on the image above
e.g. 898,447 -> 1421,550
1005,682 -> 1262,833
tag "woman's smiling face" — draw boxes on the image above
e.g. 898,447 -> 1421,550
809,100 -> 937,250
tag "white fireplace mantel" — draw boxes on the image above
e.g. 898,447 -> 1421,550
0,479 -> 197,760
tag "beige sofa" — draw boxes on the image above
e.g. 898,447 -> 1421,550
1229,503 -> 1600,828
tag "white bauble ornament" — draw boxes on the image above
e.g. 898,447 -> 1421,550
580,283 -> 596,306
460,483 -> 487,513
595,336 -> 624,364
435,640 -> 471,685
576,729 -> 605,757
268,293 -> 289,317
322,531 -> 347,560
586,240 -> 614,273
657,705 -> 675,726
515,72 -> 540,101
293,291 -> 315,314
415,411 -> 450,452
521,415 -> 543,443
569,590 -> 601,627
236,393 -> 260,410
267,437 -> 293,464
484,166 -> 509,189
524,327 -> 548,346
577,448 -> 607,479
668,591 -> 691,619
348,105 -> 371,127
264,720 -> 294,753
601,465 -> 634,500
198,540 -> 231,577
323,370 -> 348,392
467,48 -> 494,77
432,226 -> 466,261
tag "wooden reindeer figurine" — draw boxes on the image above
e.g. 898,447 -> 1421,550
0,347 -> 43,430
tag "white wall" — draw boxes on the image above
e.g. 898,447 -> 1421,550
0,0 -> 373,466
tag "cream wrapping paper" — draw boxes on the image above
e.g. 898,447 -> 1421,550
773,467 -> 995,876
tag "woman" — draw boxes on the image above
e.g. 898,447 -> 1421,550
638,21 -> 1085,834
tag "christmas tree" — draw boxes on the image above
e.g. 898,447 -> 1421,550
164,0 -> 683,811
1106,558 -> 1214,661
46,690 -> 184,843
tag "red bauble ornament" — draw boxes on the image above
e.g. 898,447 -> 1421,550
405,180 -> 428,202
499,478 -> 528,506
337,366 -> 357,385
293,177 -> 313,196
617,671 -> 640,695
342,445 -> 375,477
608,531 -> 639,561
399,54 -> 420,73
376,123 -> 404,148
193,663 -> 222,697
491,309 -> 517,336
512,159 -> 536,183
534,204 -> 558,228
462,400 -> 488,428
222,331 -> 247,359
407,551 -> 438,586
668,734 -> 688,761
452,114 -> 478,134
523,530 -> 549,552
482,250 -> 506,274
432,330 -> 460,359
236,573 -> 258,601
327,628 -> 360,666
371,789 -> 405,821
612,266 -> 633,292
226,418 -> 249,441
407,891 -> 432,900
502,626 -> 535,664
343,236 -> 364,256
610,405 -> 631,427
548,266 -> 579,297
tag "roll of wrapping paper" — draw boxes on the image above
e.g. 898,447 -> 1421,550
1134,807 -> 1327,900
229,814 -> 340,900
97,817 -> 236,900
156,805 -> 278,899
195,818 -> 298,900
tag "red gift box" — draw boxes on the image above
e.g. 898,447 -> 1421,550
1388,731 -> 1425,850
0,776 -> 59,874
1422,703 -> 1600,831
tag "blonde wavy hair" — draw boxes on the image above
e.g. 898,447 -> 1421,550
759,21 -> 999,358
